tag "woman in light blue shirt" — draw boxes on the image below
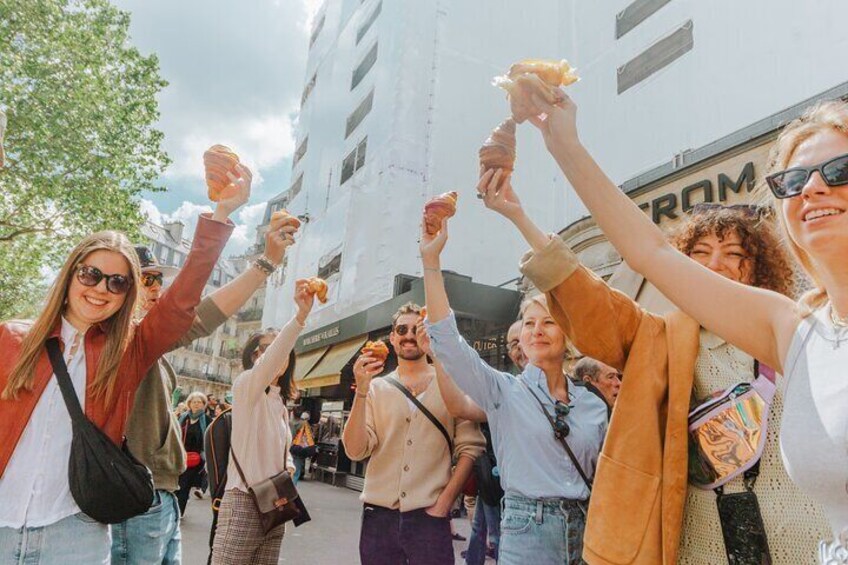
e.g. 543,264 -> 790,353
419,216 -> 607,565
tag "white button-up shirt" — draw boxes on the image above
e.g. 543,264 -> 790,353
0,318 -> 86,528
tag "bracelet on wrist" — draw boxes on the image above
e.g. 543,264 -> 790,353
253,256 -> 277,275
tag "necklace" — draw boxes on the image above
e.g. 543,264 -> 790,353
830,305 -> 848,328
401,375 -> 432,397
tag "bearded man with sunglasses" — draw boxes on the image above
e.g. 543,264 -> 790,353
110,171 -> 301,565
343,302 -> 485,565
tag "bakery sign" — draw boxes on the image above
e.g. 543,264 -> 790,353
301,325 -> 340,347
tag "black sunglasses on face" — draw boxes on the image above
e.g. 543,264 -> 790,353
141,273 -> 164,288
76,265 -> 132,295
766,152 -> 848,199
393,324 -> 418,337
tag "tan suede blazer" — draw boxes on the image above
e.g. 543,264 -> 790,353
521,236 -> 699,565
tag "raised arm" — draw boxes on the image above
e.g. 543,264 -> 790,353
526,94 -> 799,371
420,218 -> 512,410
478,172 -> 644,370
417,318 -> 487,423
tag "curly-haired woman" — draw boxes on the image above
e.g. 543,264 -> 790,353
478,166 -> 830,563
508,92 -> 847,563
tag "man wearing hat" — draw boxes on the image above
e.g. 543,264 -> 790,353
112,210 -> 296,564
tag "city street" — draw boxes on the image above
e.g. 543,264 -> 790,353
181,479 -> 479,564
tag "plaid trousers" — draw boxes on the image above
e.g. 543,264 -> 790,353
211,488 -> 285,564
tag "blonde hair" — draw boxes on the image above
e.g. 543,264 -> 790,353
185,391 -> 208,409
762,99 -> 848,313
519,294 -> 577,359
3,231 -> 141,404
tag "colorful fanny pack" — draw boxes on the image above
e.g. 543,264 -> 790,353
687,361 -> 776,490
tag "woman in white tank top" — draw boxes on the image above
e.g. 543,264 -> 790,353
518,93 -> 848,562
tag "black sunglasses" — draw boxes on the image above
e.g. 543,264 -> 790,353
76,265 -> 132,295
553,401 -> 571,439
766,152 -> 848,199
393,324 -> 418,337
141,272 -> 164,288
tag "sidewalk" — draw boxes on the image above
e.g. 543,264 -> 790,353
180,479 -> 480,564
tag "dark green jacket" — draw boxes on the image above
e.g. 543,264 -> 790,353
124,298 -> 228,492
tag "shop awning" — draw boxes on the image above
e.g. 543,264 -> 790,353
293,346 -> 329,383
298,336 -> 368,390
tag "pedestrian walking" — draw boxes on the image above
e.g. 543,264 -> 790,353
211,273 -> 315,565
176,391 -> 211,515
342,302 -> 485,565
290,411 -> 316,484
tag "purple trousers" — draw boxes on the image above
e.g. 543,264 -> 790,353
359,504 -> 454,565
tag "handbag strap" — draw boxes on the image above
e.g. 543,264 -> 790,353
45,338 -> 87,425
519,378 -> 593,492
385,376 -> 453,455
229,445 -> 251,490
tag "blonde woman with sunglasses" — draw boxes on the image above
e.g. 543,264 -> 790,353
517,92 -> 848,563
0,167 -> 248,564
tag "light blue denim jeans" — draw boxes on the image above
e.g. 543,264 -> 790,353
111,490 -> 181,565
0,512 -> 110,564
498,494 -> 587,565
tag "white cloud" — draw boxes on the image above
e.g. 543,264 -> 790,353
141,199 -> 266,258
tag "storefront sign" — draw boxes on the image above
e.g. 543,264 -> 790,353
472,338 -> 500,353
301,325 -> 340,347
638,161 -> 756,224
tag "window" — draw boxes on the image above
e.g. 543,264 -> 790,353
165,247 -> 175,265
356,1 -> 382,45
318,253 -> 342,280
340,137 -> 367,185
345,90 -> 374,138
301,72 -> 317,106
293,136 -> 308,168
351,43 -> 378,90
289,174 -> 304,202
309,15 -> 325,48
212,268 -> 221,286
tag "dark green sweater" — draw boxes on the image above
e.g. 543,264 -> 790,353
124,298 -> 228,492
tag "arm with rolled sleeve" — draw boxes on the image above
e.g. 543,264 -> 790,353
520,235 -> 649,372
453,417 -> 485,462
426,311 -> 512,412
343,390 -> 379,461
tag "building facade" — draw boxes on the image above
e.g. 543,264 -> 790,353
142,220 -> 263,400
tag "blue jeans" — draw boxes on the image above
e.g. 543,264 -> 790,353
0,512 -> 110,564
498,494 -> 586,565
111,490 -> 181,565
293,456 -> 306,484
465,500 -> 500,564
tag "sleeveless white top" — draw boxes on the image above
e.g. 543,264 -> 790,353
780,305 -> 848,553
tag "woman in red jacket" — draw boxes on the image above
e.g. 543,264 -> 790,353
0,165 -> 250,564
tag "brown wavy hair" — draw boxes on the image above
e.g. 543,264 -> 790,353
669,207 -> 796,297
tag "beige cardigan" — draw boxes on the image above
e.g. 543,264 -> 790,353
226,317 -> 303,491
345,373 -> 485,512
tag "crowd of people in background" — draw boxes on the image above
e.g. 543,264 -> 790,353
0,85 -> 845,565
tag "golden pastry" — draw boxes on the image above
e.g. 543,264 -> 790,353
360,340 -> 389,363
423,191 -> 458,235
306,277 -> 329,303
270,209 -> 302,230
493,58 -> 578,123
479,118 -> 517,174
203,144 -> 240,201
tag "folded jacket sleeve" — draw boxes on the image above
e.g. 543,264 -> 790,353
425,310 -> 511,412
519,235 -> 647,372
133,213 -> 233,381
453,418 -> 485,461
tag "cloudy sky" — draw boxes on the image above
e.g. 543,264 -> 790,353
113,0 -> 321,255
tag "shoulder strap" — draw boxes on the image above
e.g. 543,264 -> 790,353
45,338 -> 87,425
519,378 -> 593,492
229,444 -> 251,489
385,376 -> 454,454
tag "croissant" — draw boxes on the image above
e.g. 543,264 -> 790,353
423,191 -> 458,235
270,209 -> 302,230
203,144 -> 240,201
306,277 -> 329,303
419,306 -> 427,320
479,118 -> 517,174
361,340 -> 389,362
493,59 -> 578,123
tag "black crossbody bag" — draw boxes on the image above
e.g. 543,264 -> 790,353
46,338 -> 154,524
519,379 -> 593,493
384,376 -> 453,454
